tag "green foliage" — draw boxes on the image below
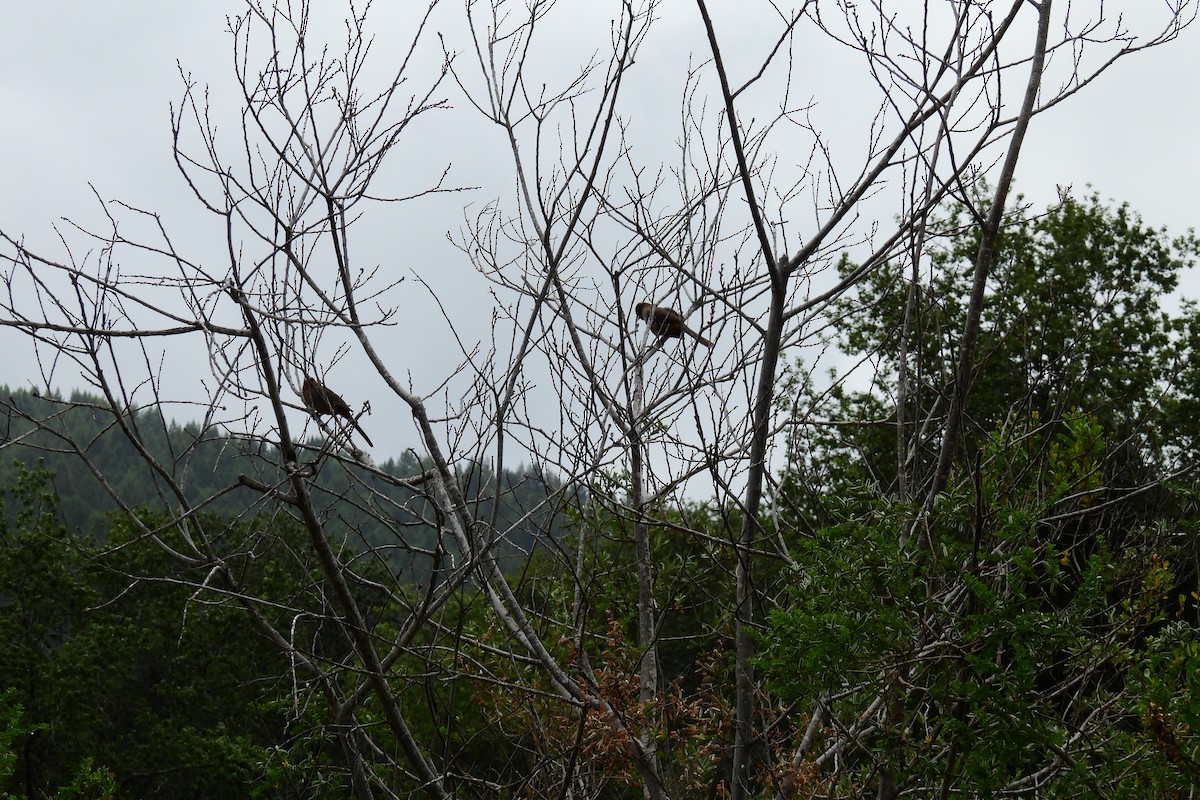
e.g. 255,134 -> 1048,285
0,463 -> 347,799
47,759 -> 118,800
1,691 -> 119,800
0,402 -> 567,796
763,413 -> 1144,794
759,501 -> 921,698
0,689 -> 33,794
766,191 -> 1200,796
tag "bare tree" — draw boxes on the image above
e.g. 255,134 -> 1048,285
1,0 -> 1194,797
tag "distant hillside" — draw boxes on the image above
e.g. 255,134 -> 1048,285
0,386 -> 568,569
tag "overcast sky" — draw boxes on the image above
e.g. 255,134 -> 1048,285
1,2 -> 1197,462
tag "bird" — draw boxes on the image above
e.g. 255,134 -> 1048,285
301,376 -> 373,447
635,302 -> 712,347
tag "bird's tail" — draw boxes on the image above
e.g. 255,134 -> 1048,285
685,326 -> 713,347
352,420 -> 374,448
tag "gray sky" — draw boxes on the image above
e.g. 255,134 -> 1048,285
2,2 -> 1197,461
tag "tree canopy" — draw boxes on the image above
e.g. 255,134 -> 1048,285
762,192 -> 1200,797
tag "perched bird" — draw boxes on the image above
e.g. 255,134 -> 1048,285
301,376 -> 373,447
635,302 -> 712,347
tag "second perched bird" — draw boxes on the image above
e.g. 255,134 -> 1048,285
635,302 -> 712,347
301,376 -> 374,447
